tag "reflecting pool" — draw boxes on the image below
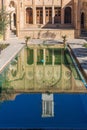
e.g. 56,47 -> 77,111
0,44 -> 86,93
0,43 -> 87,129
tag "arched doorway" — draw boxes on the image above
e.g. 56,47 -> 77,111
9,1 -> 16,34
64,7 -> 71,24
26,7 -> 33,24
81,12 -> 85,29
13,13 -> 16,27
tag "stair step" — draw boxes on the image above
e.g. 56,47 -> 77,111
10,30 -> 17,38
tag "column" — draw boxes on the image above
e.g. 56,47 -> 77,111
11,13 -> 14,30
17,55 -> 22,75
34,48 -> 37,65
4,0 -> 10,40
61,0 -> 64,24
43,6 -> 45,24
43,48 -> 46,65
85,13 -> 87,30
61,8 -> 64,24
2,0 -> 4,9
33,7 -> 36,24
72,0 -> 74,26
77,0 -> 81,36
74,1 -> 78,28
71,72 -> 74,92
20,0 -> 24,29
16,0 -> 20,37
52,6 -> 54,24
74,0 -> 80,37
52,49 -> 55,66
34,48 -> 37,89
33,0 -> 36,24
52,101 -> 54,116
42,101 -> 45,115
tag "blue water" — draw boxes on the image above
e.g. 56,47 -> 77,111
0,94 -> 87,129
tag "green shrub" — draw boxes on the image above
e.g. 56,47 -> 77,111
0,43 -> 9,51
83,43 -> 87,48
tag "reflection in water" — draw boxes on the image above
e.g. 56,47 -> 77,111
0,91 -> 54,118
0,93 -> 87,129
0,45 -> 86,93
42,93 -> 54,117
0,45 -> 87,129
0,89 -> 19,102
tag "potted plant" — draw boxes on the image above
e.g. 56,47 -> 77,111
25,36 -> 30,46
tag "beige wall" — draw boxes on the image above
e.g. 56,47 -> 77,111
19,29 -> 75,40
0,1 -> 1,9
62,0 -> 72,8
24,0 -> 61,6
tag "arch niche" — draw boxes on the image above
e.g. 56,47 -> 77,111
64,7 -> 72,24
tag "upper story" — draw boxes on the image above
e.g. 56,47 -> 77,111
0,0 -> 87,38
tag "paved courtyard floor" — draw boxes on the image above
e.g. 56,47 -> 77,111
68,39 -> 87,78
0,38 -> 25,73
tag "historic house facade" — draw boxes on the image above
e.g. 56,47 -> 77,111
0,0 -> 87,39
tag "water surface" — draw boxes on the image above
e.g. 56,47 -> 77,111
0,93 -> 87,129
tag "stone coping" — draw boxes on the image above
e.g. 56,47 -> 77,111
0,38 -> 25,73
68,39 -> 87,80
20,28 -> 75,31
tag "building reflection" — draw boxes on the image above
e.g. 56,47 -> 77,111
0,89 -> 54,119
0,90 -> 19,102
42,93 -> 54,117
0,44 -> 85,93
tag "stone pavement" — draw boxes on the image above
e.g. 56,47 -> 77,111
68,39 -> 87,77
29,38 -> 62,44
0,38 -> 25,73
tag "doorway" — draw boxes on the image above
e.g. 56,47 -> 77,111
36,7 -> 43,24
45,7 -> 52,24
26,7 -> 33,24
54,7 -> 61,24
13,13 -> 16,27
81,12 -> 85,29
64,7 -> 71,24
